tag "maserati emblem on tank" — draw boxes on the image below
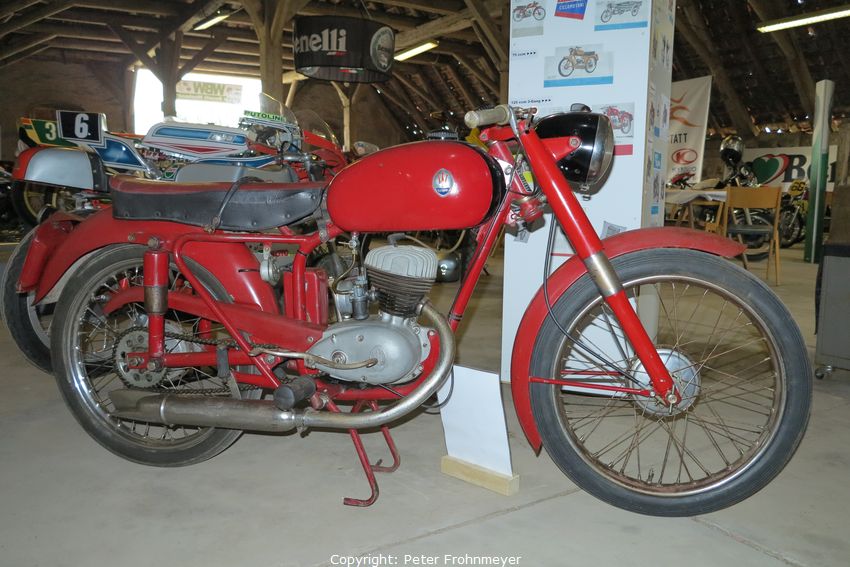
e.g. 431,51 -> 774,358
432,168 -> 454,196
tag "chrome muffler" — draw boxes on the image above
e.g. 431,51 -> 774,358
109,302 -> 455,432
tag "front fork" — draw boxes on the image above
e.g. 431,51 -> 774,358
518,127 -> 678,404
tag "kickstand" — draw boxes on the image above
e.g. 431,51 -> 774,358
326,399 -> 401,507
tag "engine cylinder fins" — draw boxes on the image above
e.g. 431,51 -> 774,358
368,269 -> 434,317
365,245 -> 438,317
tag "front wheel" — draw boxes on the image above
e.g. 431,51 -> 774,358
585,57 -> 597,73
558,58 -> 574,77
530,249 -> 811,516
620,115 -> 632,135
779,209 -> 803,248
533,7 -> 545,20
601,9 -> 612,22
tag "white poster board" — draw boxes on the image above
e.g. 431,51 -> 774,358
501,0 -> 676,380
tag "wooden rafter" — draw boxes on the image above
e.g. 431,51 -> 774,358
0,42 -> 48,69
178,31 -> 228,77
394,10 -> 474,50
677,0 -> 757,137
728,1 -> 791,124
453,53 -> 498,95
0,0 -> 73,40
444,62 -> 477,109
0,32 -> 55,60
747,0 -> 816,118
463,0 -> 506,64
368,0 -> 464,17
0,0 -> 42,21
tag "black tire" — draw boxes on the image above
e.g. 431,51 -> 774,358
558,58 -> 574,77
533,7 -> 545,20
732,210 -> 772,261
1,230 -> 53,372
51,245 -> 260,467
512,9 -> 523,22
529,249 -> 811,516
601,9 -> 612,22
779,209 -> 803,248
585,57 -> 597,73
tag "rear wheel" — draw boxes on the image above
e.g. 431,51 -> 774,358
51,246 -> 260,467
530,249 -> 811,516
558,58 -> 574,77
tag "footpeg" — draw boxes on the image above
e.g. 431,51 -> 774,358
273,376 -> 317,410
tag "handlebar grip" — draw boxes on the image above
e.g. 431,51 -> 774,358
464,105 -> 512,129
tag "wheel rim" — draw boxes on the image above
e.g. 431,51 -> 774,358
25,292 -> 52,346
550,274 -> 784,497
63,257 -> 239,449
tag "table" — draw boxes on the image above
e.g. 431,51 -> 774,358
665,189 -> 727,232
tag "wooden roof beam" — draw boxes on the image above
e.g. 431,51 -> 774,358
453,53 -> 498,95
0,0 -> 74,40
368,0 -> 464,16
0,42 -> 49,69
729,1 -> 792,125
394,10 -> 474,50
747,0 -> 816,117
0,0 -> 42,21
0,32 -> 55,60
677,0 -> 757,137
443,61 -> 478,108
463,0 -> 506,64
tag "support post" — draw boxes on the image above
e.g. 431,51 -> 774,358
805,80 -> 835,263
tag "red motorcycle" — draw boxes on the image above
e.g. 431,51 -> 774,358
513,1 -> 546,21
600,105 -> 633,135
12,105 -> 810,515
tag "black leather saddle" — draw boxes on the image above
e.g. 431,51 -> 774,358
110,175 -> 324,231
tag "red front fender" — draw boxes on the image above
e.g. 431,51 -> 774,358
510,227 -> 745,452
22,208 -> 278,312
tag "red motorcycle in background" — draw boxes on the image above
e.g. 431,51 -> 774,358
9,104 -> 811,515
512,2 -> 546,21
600,105 -> 633,135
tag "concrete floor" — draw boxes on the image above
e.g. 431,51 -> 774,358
1,244 -> 848,567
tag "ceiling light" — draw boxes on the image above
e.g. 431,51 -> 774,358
194,8 -> 237,31
757,4 -> 850,33
394,41 -> 439,61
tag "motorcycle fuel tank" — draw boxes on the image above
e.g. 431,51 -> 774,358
327,141 -> 504,232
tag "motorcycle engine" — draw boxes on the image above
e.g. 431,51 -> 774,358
307,245 -> 437,384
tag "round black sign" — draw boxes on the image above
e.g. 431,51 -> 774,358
293,16 -> 395,83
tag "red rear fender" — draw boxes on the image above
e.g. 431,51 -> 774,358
26,209 -> 279,312
510,227 -> 745,451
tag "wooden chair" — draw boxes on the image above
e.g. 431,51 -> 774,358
722,186 -> 782,285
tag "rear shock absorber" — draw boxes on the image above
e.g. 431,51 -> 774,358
143,247 -> 169,365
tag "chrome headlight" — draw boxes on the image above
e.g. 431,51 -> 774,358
535,110 -> 614,195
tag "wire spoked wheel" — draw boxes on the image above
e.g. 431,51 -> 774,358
530,249 -> 811,516
51,246 -> 259,466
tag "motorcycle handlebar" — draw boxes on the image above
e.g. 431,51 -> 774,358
464,105 -> 512,129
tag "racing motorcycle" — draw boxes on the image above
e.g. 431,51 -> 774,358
512,1 -> 546,21
12,109 -> 345,226
600,1 -> 642,22
11,104 -> 811,516
2,108 -> 346,374
558,47 -> 598,77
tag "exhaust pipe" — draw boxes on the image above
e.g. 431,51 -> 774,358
109,302 -> 455,432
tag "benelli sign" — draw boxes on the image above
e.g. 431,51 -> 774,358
294,28 -> 348,54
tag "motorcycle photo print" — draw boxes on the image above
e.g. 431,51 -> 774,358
544,44 -> 614,87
